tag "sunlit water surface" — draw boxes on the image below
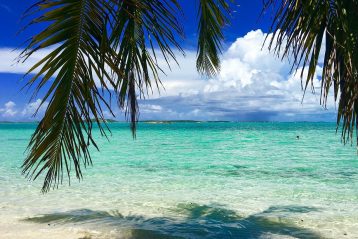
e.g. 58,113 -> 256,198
0,122 -> 357,239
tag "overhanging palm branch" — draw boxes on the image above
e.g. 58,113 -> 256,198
109,0 -> 184,135
20,0 -> 233,192
264,0 -> 358,145
197,0 -> 232,77
20,0 -> 115,192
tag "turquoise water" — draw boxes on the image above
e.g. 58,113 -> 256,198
0,122 -> 358,239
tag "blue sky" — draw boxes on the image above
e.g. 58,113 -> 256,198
0,0 -> 336,122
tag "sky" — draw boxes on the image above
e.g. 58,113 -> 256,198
0,0 -> 336,122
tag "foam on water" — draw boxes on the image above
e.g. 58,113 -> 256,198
0,122 -> 357,239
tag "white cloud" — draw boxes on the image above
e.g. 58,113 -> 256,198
0,99 -> 49,120
139,30 -> 335,121
0,30 -> 336,121
0,101 -> 17,117
0,48 -> 56,74
141,104 -> 163,113
21,99 -> 49,117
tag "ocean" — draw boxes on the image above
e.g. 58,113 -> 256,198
0,122 -> 357,239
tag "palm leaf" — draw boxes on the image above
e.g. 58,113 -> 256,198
19,0 -> 234,192
196,0 -> 232,77
20,0 -> 114,192
264,0 -> 358,146
109,0 -> 184,135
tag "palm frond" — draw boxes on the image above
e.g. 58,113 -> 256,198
20,0 -> 114,192
264,0 -> 358,145
197,0 -> 232,77
109,0 -> 184,135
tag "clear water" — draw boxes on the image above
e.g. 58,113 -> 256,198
0,122 -> 357,239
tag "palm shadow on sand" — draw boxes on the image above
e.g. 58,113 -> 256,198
24,203 -> 323,239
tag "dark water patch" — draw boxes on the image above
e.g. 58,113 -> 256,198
213,166 -> 344,182
24,204 -> 323,239
294,167 -> 315,173
338,170 -> 358,178
232,165 -> 249,170
6,138 -> 27,141
213,167 -> 271,178
144,168 -> 157,172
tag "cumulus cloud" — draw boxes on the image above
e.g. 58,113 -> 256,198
137,30 -> 336,121
21,99 -> 49,117
0,101 -> 17,117
0,30 -> 336,121
0,99 -> 48,121
0,48 -> 56,74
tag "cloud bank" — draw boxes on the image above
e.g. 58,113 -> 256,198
0,30 -> 336,121
138,30 -> 336,121
0,99 -> 48,121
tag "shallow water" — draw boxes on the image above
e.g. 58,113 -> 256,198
0,122 -> 357,239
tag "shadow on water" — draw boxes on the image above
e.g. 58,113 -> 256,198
24,204 -> 323,239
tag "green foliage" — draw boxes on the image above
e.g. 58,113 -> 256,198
20,0 -> 232,192
197,0 -> 232,77
109,0 -> 184,135
264,0 -> 358,145
21,0 -> 115,192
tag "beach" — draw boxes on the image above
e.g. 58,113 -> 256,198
0,122 -> 357,239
